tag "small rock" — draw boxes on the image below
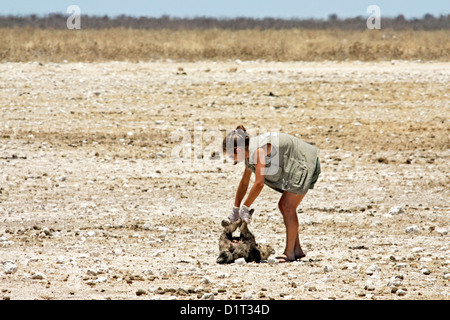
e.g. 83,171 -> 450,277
419,257 -> 432,262
169,267 -> 177,275
200,293 -> 214,300
324,265 -> 334,273
56,256 -> 65,264
201,276 -> 212,285
235,258 -> 246,265
304,282 -> 317,291
31,272 -> 46,280
87,269 -> 98,276
3,261 -> 18,274
364,284 -> 376,291
366,265 -> 380,275
114,248 -> 124,255
136,289 -> 147,296
388,206 -> 405,215
405,225 -> 419,234
421,268 -> 431,275
387,275 -> 403,287
267,257 -> 279,265
435,227 -> 448,236
395,263 -> 408,269
94,276 -> 107,283
243,292 -> 253,300
396,289 -> 407,296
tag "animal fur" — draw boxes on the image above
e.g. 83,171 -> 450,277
217,213 -> 273,264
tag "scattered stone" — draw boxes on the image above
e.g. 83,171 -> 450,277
405,225 -> 419,234
387,275 -> 404,287
94,276 -> 107,284
235,258 -> 246,265
86,231 -> 96,237
56,256 -> 65,264
136,289 -> 147,296
31,272 -> 46,280
304,282 -> 317,291
243,292 -> 253,300
200,293 -> 214,300
435,227 -> 448,236
201,276 -> 212,285
366,265 -> 380,275
388,206 -> 405,215
114,248 -> 124,255
3,261 -> 18,274
169,267 -> 178,275
421,268 -> 431,275
0,236 -> 14,248
395,263 -> 408,269
396,289 -> 407,296
364,284 -> 375,291
324,265 -> 334,273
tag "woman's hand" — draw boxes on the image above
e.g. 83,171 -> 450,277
239,205 -> 252,224
229,206 -> 240,223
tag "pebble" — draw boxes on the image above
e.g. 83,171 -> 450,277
200,293 -> 214,300
114,248 -> 124,255
3,261 -> 18,274
56,256 -> 65,264
396,289 -> 407,296
421,268 -> 431,275
235,258 -> 246,265
31,272 -> 47,280
136,289 -> 147,296
435,227 -> 448,236
324,265 -> 334,273
365,265 -> 380,275
94,276 -> 107,283
405,225 -> 419,234
0,236 -> 14,248
304,282 -> 317,291
243,292 -> 253,299
267,257 -> 279,265
387,275 -> 403,287
388,206 -> 405,215
201,276 -> 212,285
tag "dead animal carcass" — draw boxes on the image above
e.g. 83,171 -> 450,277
217,215 -> 273,264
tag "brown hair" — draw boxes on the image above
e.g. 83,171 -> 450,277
222,125 -> 250,155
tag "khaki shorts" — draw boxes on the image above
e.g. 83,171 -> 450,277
267,157 -> 321,194
309,157 -> 321,190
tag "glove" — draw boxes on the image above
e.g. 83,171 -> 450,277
229,206 -> 240,223
239,205 -> 253,224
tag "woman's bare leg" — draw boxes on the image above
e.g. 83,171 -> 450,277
278,191 -> 306,261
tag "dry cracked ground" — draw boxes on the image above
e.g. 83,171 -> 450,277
0,60 -> 449,300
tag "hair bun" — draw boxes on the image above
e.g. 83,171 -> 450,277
235,125 -> 246,132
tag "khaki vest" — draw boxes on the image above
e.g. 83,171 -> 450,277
244,132 -> 319,195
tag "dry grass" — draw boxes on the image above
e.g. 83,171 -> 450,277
1,28 -> 449,62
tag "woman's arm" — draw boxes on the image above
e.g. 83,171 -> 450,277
243,148 -> 266,207
234,166 -> 252,207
